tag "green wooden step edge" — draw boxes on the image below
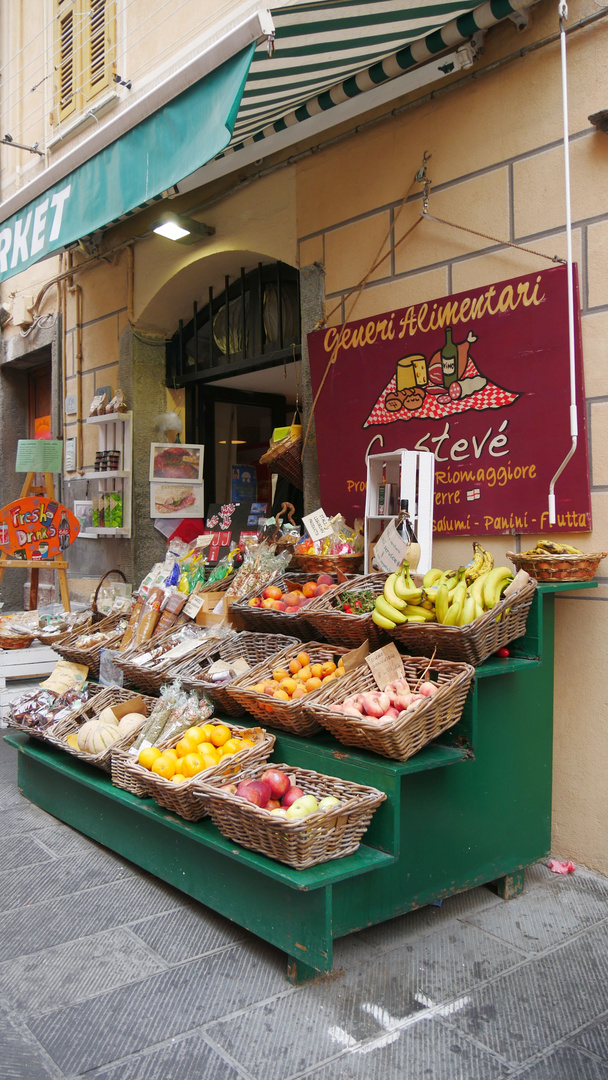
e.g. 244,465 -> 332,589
5,732 -> 395,892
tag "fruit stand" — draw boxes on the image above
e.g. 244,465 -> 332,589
5,579 -> 592,983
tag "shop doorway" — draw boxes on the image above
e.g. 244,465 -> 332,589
169,257 -> 302,518
189,384 -> 288,510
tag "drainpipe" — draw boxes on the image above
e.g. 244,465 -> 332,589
66,251 -> 84,474
126,244 -> 134,325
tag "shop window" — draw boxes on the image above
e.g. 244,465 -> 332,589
167,261 -> 301,386
53,0 -> 117,124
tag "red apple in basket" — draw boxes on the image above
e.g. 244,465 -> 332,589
261,768 -> 291,800
237,779 -> 271,807
281,785 -> 305,808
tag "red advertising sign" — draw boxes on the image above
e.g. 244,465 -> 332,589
308,265 -> 591,536
0,497 -> 80,560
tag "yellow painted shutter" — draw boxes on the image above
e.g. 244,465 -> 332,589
82,0 -> 117,102
54,0 -> 78,122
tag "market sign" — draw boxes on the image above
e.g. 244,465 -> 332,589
0,497 -> 80,560
308,265 -> 591,536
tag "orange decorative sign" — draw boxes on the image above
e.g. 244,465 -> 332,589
0,497 -> 80,560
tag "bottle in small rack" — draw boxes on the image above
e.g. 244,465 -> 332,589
395,499 -> 420,570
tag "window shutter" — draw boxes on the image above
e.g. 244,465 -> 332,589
54,0 -> 78,122
83,0 -> 117,102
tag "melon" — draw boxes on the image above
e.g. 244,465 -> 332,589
67,733 -> 79,750
77,718 -> 106,752
117,712 -> 144,737
87,723 -> 121,754
98,705 -> 120,726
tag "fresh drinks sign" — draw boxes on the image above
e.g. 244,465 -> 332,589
307,265 -> 591,536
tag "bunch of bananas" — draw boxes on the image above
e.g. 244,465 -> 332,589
372,543 -> 515,630
520,540 -> 583,556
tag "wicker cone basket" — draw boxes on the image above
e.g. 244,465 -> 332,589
52,612 -> 126,678
302,573 -> 390,650
174,631 -> 301,717
119,722 -> 275,820
387,578 -> 537,665
259,428 -> 303,490
193,762 -> 386,869
226,641 -> 353,736
48,687 -> 157,772
113,627 -> 219,696
229,573 -> 337,640
306,657 -> 474,761
506,550 -> 607,583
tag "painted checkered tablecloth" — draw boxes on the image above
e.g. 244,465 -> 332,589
364,358 -> 519,427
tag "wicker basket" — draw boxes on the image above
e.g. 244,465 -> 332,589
259,427 -> 303,490
92,569 -> 127,622
118,722 -> 275,820
387,578 -> 537,665
174,631 -> 301,716
113,626 -> 219,696
194,762 -> 386,869
37,612 -> 93,647
230,573 -> 337,640
48,687 -> 157,772
302,573 -> 390,650
288,551 -> 364,575
306,657 -> 474,761
0,633 -> 36,650
227,641 -> 352,736
507,550 -> 607,583
53,612 -> 126,678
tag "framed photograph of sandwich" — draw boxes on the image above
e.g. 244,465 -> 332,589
150,482 -> 204,518
149,443 -> 204,483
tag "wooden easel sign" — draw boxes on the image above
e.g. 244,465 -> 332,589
0,473 -> 79,610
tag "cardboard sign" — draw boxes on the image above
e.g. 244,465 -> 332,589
342,639 -> 370,673
302,508 -> 333,542
365,643 -> 405,690
0,496 -> 79,560
308,265 -> 591,535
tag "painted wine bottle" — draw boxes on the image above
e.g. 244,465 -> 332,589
441,326 -> 458,388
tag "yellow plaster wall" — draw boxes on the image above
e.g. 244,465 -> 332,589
295,0 -> 608,873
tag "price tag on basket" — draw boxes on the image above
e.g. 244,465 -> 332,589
302,507 -> 333,542
365,643 -> 405,690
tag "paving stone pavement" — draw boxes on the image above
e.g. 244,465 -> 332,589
1,732 -> 608,1080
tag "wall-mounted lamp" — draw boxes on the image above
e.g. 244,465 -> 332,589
589,110 -> 608,133
151,212 -> 215,245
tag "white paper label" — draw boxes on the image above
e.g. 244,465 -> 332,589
372,519 -> 409,572
302,507 -> 333,542
129,739 -> 151,756
183,594 -> 205,618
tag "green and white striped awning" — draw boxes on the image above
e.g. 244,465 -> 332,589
224,0 -> 534,154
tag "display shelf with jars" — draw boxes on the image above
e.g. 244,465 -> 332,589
84,412 -> 132,538
364,450 -> 434,573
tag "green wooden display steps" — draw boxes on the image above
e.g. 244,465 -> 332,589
5,581 -> 594,983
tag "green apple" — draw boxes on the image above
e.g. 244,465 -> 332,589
285,794 -> 318,819
319,796 -> 340,811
